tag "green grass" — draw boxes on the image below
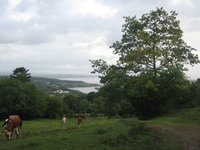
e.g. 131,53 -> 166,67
2,108 -> 200,150
0,117 -> 179,150
150,107 -> 200,124
145,107 -> 200,150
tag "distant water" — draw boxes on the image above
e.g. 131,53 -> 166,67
57,76 -> 100,93
68,86 -> 100,94
57,76 -> 100,84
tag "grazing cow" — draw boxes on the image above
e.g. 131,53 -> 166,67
62,115 -> 67,124
2,115 -> 22,140
75,114 -> 86,125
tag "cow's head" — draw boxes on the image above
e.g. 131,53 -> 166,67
2,119 -> 8,127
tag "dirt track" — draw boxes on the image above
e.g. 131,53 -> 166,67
147,122 -> 200,150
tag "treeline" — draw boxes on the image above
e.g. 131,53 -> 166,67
0,77 -> 102,120
0,67 -> 106,120
1,73 -> 200,120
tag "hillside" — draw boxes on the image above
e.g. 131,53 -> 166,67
32,76 -> 99,93
1,109 -> 200,150
0,76 -> 99,94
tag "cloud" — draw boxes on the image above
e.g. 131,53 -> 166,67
170,0 -> 193,6
0,0 -> 199,78
70,0 -> 118,19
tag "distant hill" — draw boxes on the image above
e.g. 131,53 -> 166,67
0,76 -> 99,94
31,76 -> 99,92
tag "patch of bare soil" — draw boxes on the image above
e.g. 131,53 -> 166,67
147,122 -> 200,150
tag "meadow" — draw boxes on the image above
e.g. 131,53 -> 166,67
1,109 -> 200,150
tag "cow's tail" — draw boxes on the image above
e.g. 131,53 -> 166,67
20,120 -> 22,128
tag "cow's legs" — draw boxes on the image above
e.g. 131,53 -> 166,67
6,131 -> 12,140
15,128 -> 19,138
12,128 -> 19,139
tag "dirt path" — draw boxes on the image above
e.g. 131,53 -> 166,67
147,121 -> 200,150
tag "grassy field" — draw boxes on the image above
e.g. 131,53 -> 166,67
0,117 -> 179,150
1,108 -> 200,150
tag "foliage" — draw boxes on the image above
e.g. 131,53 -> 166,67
10,67 -> 31,82
90,96 -> 106,115
188,78 -> 200,107
91,64 -> 129,117
80,99 -> 90,115
0,78 -> 47,119
176,107 -> 200,123
0,71 -> 99,119
63,94 -> 82,115
45,96 -> 66,119
111,7 -> 199,77
90,7 -> 199,119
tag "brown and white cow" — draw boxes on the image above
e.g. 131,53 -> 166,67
2,115 -> 22,140
75,114 -> 86,125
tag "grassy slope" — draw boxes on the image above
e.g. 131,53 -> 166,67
0,117 -> 174,150
0,118 -> 129,150
1,108 -> 200,150
146,107 -> 200,150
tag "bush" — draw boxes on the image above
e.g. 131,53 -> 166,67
179,107 -> 200,122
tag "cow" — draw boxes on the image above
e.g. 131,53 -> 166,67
62,115 -> 67,124
2,115 -> 22,140
74,114 -> 86,125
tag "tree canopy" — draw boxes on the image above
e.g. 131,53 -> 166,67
111,7 -> 199,77
10,67 -> 31,82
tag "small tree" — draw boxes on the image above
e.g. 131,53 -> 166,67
10,67 -> 31,82
80,99 -> 90,116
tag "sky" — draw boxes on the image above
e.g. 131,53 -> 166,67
0,0 -> 200,79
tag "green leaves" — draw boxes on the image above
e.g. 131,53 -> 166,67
10,67 -> 31,82
90,7 -> 200,119
111,7 -> 199,77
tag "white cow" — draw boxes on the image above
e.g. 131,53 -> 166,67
62,115 -> 67,124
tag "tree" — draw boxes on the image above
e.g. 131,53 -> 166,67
63,95 -> 81,114
80,99 -> 90,116
111,7 -> 199,77
10,67 -> 31,82
91,7 -> 199,119
96,64 -> 128,117
87,92 -> 98,103
92,96 -> 105,115
45,96 -> 65,119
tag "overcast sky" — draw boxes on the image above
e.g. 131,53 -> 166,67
0,0 -> 200,79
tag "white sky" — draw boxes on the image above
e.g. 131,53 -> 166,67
0,0 -> 200,79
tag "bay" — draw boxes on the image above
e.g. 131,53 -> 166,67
56,76 -> 100,93
68,86 -> 99,94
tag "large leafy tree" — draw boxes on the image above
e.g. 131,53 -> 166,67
91,8 -> 199,119
10,67 -> 31,82
111,7 -> 199,77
